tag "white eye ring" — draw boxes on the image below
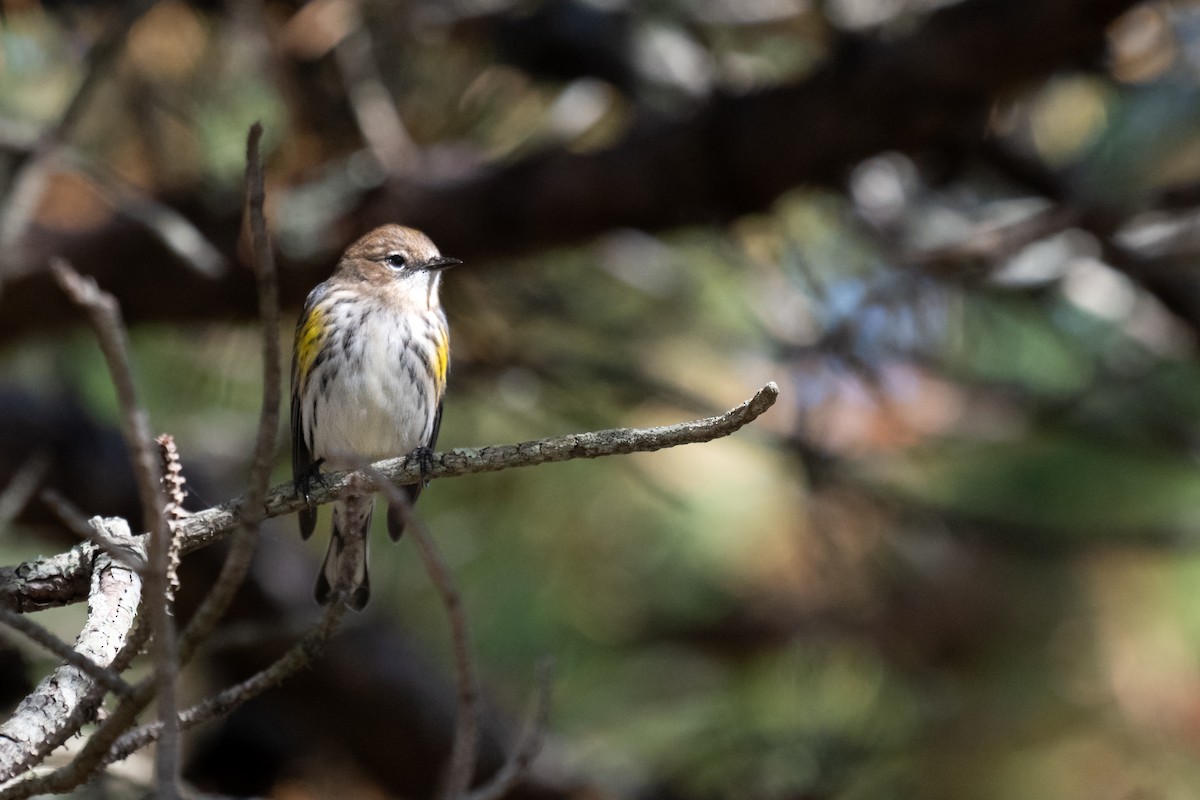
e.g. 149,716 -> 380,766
385,252 -> 407,269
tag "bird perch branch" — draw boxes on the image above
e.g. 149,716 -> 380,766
0,382 -> 779,616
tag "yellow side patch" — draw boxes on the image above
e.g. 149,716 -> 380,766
295,305 -> 326,389
433,331 -> 449,394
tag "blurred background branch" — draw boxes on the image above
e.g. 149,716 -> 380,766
0,0 -> 1147,339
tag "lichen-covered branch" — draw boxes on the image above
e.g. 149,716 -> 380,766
0,520 -> 143,784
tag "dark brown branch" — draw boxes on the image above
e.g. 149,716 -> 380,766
366,0 -> 1140,256
0,0 -> 1141,340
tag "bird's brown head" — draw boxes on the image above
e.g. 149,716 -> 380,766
333,225 -> 460,305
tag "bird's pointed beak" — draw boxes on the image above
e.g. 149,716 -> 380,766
422,256 -> 462,272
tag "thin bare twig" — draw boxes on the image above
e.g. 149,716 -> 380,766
76,154 -> 229,279
9,127 -> 288,797
378,468 -> 554,800
177,121 -> 281,661
367,467 -> 479,800
904,205 -> 1082,277
47,258 -> 180,797
103,601 -> 347,766
0,452 -> 50,531
0,606 -> 132,697
47,267 -> 167,543
9,126 -> 287,799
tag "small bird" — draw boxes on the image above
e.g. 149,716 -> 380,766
291,224 -> 458,610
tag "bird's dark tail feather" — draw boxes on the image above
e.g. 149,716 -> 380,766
385,483 -> 423,541
315,497 -> 373,610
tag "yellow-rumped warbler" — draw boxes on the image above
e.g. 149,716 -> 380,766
291,224 -> 458,610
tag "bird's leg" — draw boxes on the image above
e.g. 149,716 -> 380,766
296,457 -> 327,504
411,447 -> 436,487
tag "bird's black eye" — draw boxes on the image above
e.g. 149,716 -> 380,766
384,252 -> 407,270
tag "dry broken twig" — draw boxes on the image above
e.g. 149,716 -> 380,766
40,489 -> 147,571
